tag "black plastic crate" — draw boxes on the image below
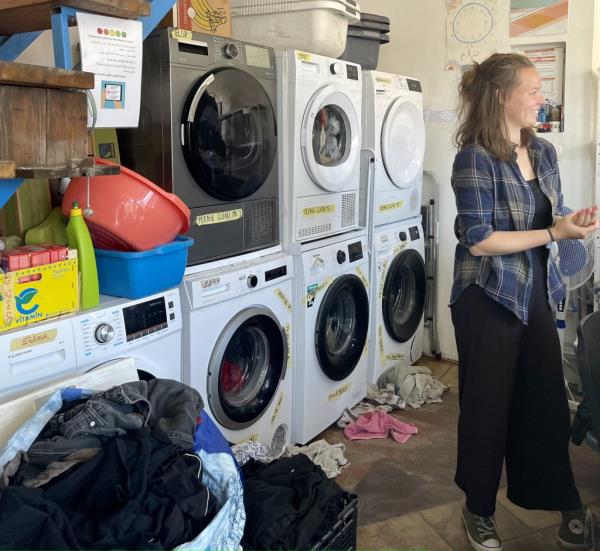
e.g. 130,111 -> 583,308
310,493 -> 358,551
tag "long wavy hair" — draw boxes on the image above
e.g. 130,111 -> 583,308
454,53 -> 535,161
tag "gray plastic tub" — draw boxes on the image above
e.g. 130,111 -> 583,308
338,27 -> 390,69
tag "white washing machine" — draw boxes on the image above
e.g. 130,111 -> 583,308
182,253 -> 293,451
277,50 -> 362,244
368,217 -> 426,385
362,71 -> 426,228
0,289 -> 184,401
293,230 -> 370,444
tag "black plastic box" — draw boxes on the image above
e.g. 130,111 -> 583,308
309,493 -> 359,551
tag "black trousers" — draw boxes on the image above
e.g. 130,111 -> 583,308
451,284 -> 582,517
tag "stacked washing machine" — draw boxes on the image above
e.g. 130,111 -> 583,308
120,28 -> 295,450
277,50 -> 370,444
361,70 -> 427,385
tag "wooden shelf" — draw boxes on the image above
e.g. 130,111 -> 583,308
0,158 -> 120,179
0,61 -> 94,90
0,0 -> 151,35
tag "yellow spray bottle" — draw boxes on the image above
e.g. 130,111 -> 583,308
66,200 -> 99,310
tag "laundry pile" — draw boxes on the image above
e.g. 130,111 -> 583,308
0,380 -> 222,550
379,364 -> 448,409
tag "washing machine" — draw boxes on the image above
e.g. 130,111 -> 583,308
0,289 -> 184,401
277,50 -> 362,244
362,71 -> 426,228
293,230 -> 370,444
182,253 -> 293,451
368,217 -> 426,385
119,28 -> 279,266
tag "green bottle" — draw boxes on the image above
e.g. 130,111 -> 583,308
66,200 -> 99,310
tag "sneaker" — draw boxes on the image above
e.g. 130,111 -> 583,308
462,506 -> 503,551
558,508 -> 587,550
585,508 -> 600,551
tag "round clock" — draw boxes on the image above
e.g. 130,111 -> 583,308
452,2 -> 494,44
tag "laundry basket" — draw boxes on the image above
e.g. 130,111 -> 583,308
230,0 -> 360,58
309,493 -> 358,550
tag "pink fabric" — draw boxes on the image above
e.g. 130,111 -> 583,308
343,410 -> 418,444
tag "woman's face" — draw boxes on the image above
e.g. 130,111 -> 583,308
503,67 -> 545,130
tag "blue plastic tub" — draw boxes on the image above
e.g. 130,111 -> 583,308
94,236 -> 193,299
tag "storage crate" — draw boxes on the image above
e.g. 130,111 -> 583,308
338,27 -> 389,70
94,236 -> 193,299
309,493 -> 358,551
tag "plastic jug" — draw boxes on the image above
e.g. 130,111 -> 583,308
66,201 -> 99,310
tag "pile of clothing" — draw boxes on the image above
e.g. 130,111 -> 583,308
0,380 -> 219,550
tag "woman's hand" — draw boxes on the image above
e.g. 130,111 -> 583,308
553,206 -> 599,240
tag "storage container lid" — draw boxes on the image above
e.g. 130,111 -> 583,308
360,12 -> 390,24
347,28 -> 390,44
349,20 -> 390,32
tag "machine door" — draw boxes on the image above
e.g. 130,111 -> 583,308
207,307 -> 287,429
382,249 -> 426,342
381,96 -> 425,189
315,274 -> 369,381
301,85 -> 360,192
181,68 -> 277,201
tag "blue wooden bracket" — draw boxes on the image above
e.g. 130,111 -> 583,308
0,32 -> 43,62
140,0 -> 177,39
51,6 -> 77,69
0,179 -> 24,210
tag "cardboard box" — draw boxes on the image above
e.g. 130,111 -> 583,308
176,0 -> 231,37
0,259 -> 79,333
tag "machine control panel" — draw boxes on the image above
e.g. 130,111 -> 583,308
409,226 -> 420,240
347,240 -> 363,262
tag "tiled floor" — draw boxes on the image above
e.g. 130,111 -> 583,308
313,357 -> 600,551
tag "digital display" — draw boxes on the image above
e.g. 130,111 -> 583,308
407,79 -> 422,92
124,297 -> 167,337
348,241 -> 363,262
346,65 -> 359,80
265,265 -> 287,282
245,45 -> 271,69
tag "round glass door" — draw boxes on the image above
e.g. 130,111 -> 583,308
315,275 -> 369,381
181,68 -> 277,201
301,86 -> 359,192
381,97 -> 425,189
382,249 -> 426,343
208,307 -> 287,429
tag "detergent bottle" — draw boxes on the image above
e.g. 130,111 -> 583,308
66,200 -> 99,309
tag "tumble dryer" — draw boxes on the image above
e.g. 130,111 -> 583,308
182,254 -> 293,451
119,28 -> 279,266
0,289 -> 184,401
277,50 -> 362,244
362,71 -> 426,227
293,230 -> 369,444
368,217 -> 426,385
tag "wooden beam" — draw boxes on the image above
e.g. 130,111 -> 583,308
0,161 -> 16,179
0,0 -> 151,34
0,61 -> 94,89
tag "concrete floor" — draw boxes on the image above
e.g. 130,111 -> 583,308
313,357 -> 600,551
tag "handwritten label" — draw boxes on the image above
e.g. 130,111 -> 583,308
195,209 -> 242,226
328,383 -> 350,401
10,329 -> 58,352
302,205 -> 335,217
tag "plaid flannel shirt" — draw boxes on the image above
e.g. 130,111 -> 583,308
450,136 -> 570,324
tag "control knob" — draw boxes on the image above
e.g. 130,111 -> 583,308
330,62 -> 344,75
224,43 -> 239,59
94,323 -> 115,344
247,274 -> 258,288
336,250 -> 347,264
399,231 -> 407,242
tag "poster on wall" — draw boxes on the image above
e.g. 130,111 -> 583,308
446,0 -> 499,71
77,12 -> 143,128
510,0 -> 568,38
513,43 -> 564,104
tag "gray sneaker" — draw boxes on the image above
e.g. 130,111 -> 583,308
463,506 -> 503,551
557,507 -> 600,550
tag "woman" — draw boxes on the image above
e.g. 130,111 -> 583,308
451,52 -> 598,551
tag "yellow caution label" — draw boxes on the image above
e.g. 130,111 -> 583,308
355,266 -> 369,289
328,383 -> 350,401
317,276 -> 333,296
378,324 -> 385,367
386,352 -> 405,361
379,200 -> 404,212
247,433 -> 259,443
296,51 -> 312,62
274,288 -> 292,312
10,328 -> 58,352
393,242 -> 409,256
171,29 -> 193,41
375,76 -> 393,84
378,260 -> 388,300
271,392 -> 284,426
302,205 -> 335,217
284,322 -> 292,369
195,209 -> 243,226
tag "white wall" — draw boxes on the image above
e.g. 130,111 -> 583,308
361,0 -> 598,360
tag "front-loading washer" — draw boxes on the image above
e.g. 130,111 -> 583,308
277,50 -> 362,245
0,288 -> 184,401
293,230 -> 369,444
368,217 -> 426,384
182,253 -> 293,450
119,28 -> 280,266
362,71 -> 426,228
